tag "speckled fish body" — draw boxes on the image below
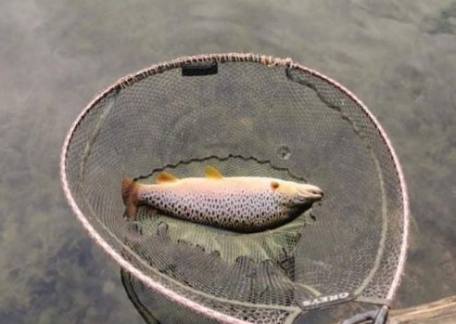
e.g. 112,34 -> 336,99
122,168 -> 323,233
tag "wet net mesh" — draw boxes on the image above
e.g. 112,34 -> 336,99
61,54 -> 408,323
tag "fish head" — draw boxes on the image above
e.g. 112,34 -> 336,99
271,180 -> 324,207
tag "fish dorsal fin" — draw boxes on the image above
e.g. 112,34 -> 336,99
205,165 -> 223,179
156,171 -> 178,183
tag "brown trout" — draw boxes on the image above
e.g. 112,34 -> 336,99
122,166 -> 323,233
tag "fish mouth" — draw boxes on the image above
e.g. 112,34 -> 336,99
297,186 -> 324,203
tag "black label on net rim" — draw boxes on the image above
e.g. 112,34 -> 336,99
182,61 -> 218,76
299,292 -> 354,310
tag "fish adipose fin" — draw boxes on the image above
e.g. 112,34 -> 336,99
156,171 -> 178,183
122,177 -> 139,220
205,165 -> 223,179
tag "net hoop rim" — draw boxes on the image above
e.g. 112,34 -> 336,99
60,52 -> 409,322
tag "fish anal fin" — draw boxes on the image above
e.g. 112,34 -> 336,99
127,203 -> 138,220
122,177 -> 139,220
156,171 -> 178,183
205,165 -> 223,179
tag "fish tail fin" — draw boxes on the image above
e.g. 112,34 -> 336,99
122,177 -> 140,220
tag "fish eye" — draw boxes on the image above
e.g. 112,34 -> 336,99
271,181 -> 280,190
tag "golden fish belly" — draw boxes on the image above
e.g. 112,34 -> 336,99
139,185 -> 295,233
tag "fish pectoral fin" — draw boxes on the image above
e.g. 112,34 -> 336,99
156,171 -> 178,183
205,165 -> 223,179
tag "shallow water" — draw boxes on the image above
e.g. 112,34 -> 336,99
1,1 -> 455,323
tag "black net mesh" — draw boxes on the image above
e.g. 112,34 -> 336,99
61,54 -> 407,323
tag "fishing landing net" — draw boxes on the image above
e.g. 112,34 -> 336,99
60,53 -> 409,324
